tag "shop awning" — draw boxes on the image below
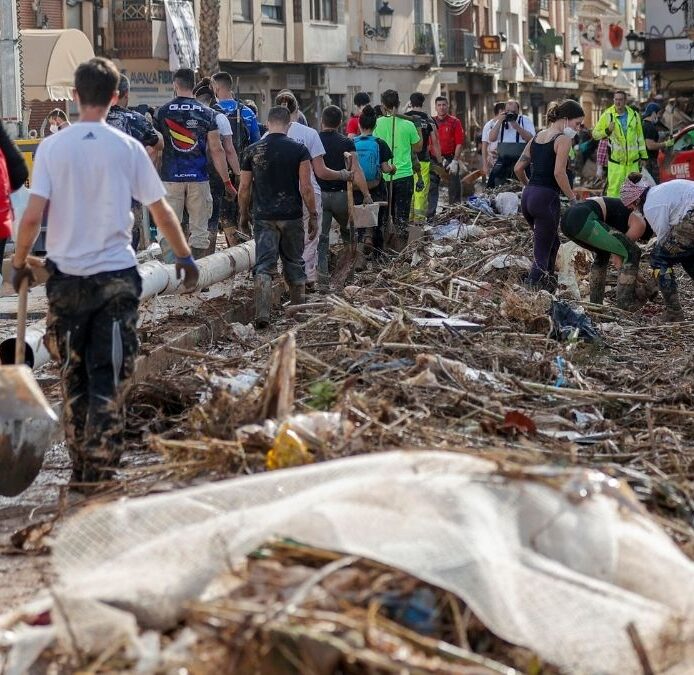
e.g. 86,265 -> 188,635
20,29 -> 95,101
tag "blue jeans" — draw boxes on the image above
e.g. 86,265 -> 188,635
254,218 -> 306,284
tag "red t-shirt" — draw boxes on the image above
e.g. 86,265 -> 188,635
0,152 -> 12,240
345,115 -> 360,136
435,115 -> 465,157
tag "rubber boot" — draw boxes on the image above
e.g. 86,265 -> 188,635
354,243 -> 367,272
589,263 -> 608,305
191,247 -> 208,260
289,282 -> 306,306
615,265 -> 639,311
206,230 -> 217,257
254,274 -> 272,329
659,286 -> 686,323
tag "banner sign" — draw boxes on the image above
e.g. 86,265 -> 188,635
164,0 -> 199,71
578,18 -> 601,48
601,16 -> 625,63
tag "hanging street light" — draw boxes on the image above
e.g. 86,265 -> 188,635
599,61 -> 609,77
570,47 -> 581,65
576,56 -> 585,73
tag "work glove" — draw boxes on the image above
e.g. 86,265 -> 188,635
175,255 -> 200,291
339,169 -> 354,181
308,212 -> 318,241
415,178 -> 425,192
11,261 -> 35,294
665,138 -> 675,148
596,165 -> 604,179
447,159 -> 459,175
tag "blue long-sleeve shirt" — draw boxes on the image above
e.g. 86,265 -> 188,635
216,99 -> 261,143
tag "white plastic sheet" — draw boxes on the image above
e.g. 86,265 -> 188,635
8,451 -> 694,673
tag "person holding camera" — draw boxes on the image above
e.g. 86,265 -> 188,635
487,100 -> 535,188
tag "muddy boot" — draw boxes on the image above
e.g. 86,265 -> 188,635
289,283 -> 306,306
354,243 -> 367,272
659,286 -> 686,323
191,247 -> 208,260
254,274 -> 272,329
206,230 -> 217,257
615,266 -> 639,310
589,263 -> 608,304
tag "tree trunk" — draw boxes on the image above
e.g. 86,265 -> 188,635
198,0 -> 220,77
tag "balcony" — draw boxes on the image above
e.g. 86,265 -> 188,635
440,28 -> 477,65
113,0 -> 171,59
528,0 -> 549,13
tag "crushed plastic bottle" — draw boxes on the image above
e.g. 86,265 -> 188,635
266,426 -> 313,470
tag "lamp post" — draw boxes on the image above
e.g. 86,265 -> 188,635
499,32 -> 507,53
599,61 -> 609,77
577,56 -> 585,73
363,1 -> 394,39
626,28 -> 646,58
570,47 -> 581,65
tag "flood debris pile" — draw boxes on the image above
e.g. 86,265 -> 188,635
3,452 -> 694,674
2,202 -> 694,674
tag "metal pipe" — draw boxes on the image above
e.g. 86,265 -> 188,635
0,241 -> 256,368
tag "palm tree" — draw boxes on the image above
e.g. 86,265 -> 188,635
198,0 -> 220,76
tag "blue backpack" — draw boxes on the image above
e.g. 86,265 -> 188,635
354,135 -> 381,187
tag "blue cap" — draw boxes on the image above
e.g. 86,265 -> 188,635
643,102 -> 661,118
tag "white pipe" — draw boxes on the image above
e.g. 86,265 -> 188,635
0,241 -> 256,369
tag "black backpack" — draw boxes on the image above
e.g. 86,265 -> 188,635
214,102 -> 251,156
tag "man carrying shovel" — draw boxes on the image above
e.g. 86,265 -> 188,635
11,57 -> 199,487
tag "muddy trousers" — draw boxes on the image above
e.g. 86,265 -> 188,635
318,190 -> 350,284
44,265 -> 141,481
521,185 -> 561,283
650,210 -> 694,301
428,158 -> 461,217
254,218 -> 306,284
380,176 -> 414,242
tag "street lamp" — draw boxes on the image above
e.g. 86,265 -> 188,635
626,28 -> 646,58
636,73 -> 644,88
599,61 -> 609,77
611,63 -> 619,77
377,1 -> 394,35
577,56 -> 585,73
499,32 -> 508,53
363,1 -> 394,39
570,47 -> 581,65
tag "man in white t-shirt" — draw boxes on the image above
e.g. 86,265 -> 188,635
275,92 -> 351,289
481,102 -> 505,179
487,99 -> 536,187
12,57 -> 199,487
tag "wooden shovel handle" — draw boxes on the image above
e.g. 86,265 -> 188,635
15,277 -> 28,365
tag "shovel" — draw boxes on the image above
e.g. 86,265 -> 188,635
331,152 -> 357,288
0,278 -> 57,497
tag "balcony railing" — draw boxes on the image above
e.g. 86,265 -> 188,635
440,28 -> 476,64
113,0 -> 166,21
413,23 -> 436,55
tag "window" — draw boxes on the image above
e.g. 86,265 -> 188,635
65,1 -> 82,29
261,0 -> 283,22
234,0 -> 252,21
310,0 -> 336,22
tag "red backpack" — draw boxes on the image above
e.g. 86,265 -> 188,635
0,150 -> 13,239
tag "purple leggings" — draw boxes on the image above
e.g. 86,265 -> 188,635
521,185 -> 561,282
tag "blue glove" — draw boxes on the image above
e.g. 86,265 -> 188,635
175,255 -> 199,291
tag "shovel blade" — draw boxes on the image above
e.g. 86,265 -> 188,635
0,420 -> 49,496
0,365 -> 57,422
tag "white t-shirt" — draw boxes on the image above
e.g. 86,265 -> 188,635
642,179 -> 694,242
481,118 -> 499,155
31,121 -> 166,276
495,114 -> 536,143
215,113 -> 232,137
288,122 -> 325,195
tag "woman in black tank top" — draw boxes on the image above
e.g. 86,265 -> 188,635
513,100 -> 584,291
561,197 -> 650,306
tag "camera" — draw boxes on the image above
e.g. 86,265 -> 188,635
505,112 -> 518,122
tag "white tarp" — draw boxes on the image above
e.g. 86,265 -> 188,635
164,0 -> 199,72
3,451 -> 681,674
